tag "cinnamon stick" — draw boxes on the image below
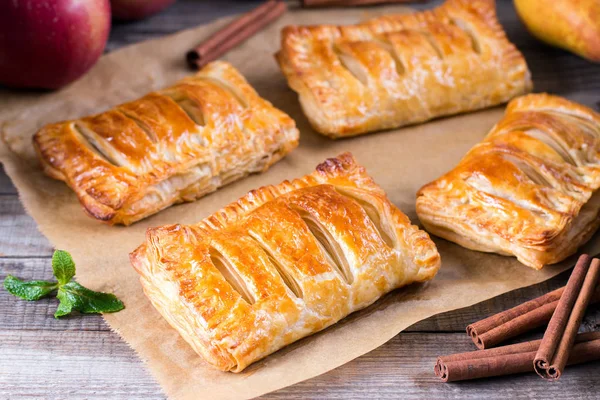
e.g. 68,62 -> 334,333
467,284 -> 600,349
186,0 -> 287,70
435,332 -> 600,382
302,0 -> 423,7
534,255 -> 600,380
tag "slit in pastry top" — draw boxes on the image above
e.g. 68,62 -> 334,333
333,44 -> 369,86
247,232 -> 304,299
292,205 -> 354,285
379,39 -> 407,76
334,186 -> 397,249
130,153 -> 441,372
193,76 -> 250,109
417,93 -> 600,270
72,122 -> 122,167
276,0 -> 532,138
209,246 -> 256,305
500,153 -> 553,188
33,61 -> 299,225
449,17 -> 482,54
163,93 -> 207,127
118,110 -> 159,143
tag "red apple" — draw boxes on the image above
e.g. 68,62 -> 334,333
0,0 -> 111,90
110,0 -> 176,20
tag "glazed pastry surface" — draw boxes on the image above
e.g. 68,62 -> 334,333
33,61 -> 299,225
417,94 -> 600,270
131,153 -> 440,372
276,0 -> 532,138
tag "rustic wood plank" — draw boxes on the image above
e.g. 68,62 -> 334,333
0,166 -> 16,194
0,196 -> 53,257
0,330 -> 162,399
1,329 -> 599,400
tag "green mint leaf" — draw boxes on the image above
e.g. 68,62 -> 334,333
54,281 -> 124,318
52,250 -> 76,285
54,290 -> 74,318
4,275 -> 58,301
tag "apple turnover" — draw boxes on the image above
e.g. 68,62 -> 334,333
417,94 -> 600,270
33,61 -> 299,225
276,0 -> 532,138
131,153 -> 440,372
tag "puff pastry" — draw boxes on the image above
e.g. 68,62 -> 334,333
33,61 -> 299,225
131,153 -> 440,372
416,94 -> 600,270
276,0 -> 532,138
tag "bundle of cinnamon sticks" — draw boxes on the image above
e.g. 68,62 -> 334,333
436,254 -> 600,382
187,0 -> 287,70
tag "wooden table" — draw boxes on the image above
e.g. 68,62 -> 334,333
1,1 -> 599,398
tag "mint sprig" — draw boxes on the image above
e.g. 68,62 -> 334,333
52,249 -> 76,285
3,250 -> 124,318
55,281 -> 124,317
3,276 -> 58,300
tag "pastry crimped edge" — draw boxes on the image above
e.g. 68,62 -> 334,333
276,0 -> 532,138
33,61 -> 299,225
416,93 -> 600,269
131,153 -> 440,371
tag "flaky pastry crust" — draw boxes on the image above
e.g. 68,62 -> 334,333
417,94 -> 600,270
276,0 -> 532,138
33,62 -> 299,225
131,153 -> 440,372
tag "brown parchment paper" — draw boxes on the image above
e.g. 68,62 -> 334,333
1,5 -> 599,400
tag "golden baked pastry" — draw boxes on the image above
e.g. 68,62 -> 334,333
416,94 -> 600,270
276,0 -> 532,138
33,61 -> 299,225
131,153 -> 441,372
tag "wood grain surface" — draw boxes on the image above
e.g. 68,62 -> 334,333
1,1 -> 599,399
